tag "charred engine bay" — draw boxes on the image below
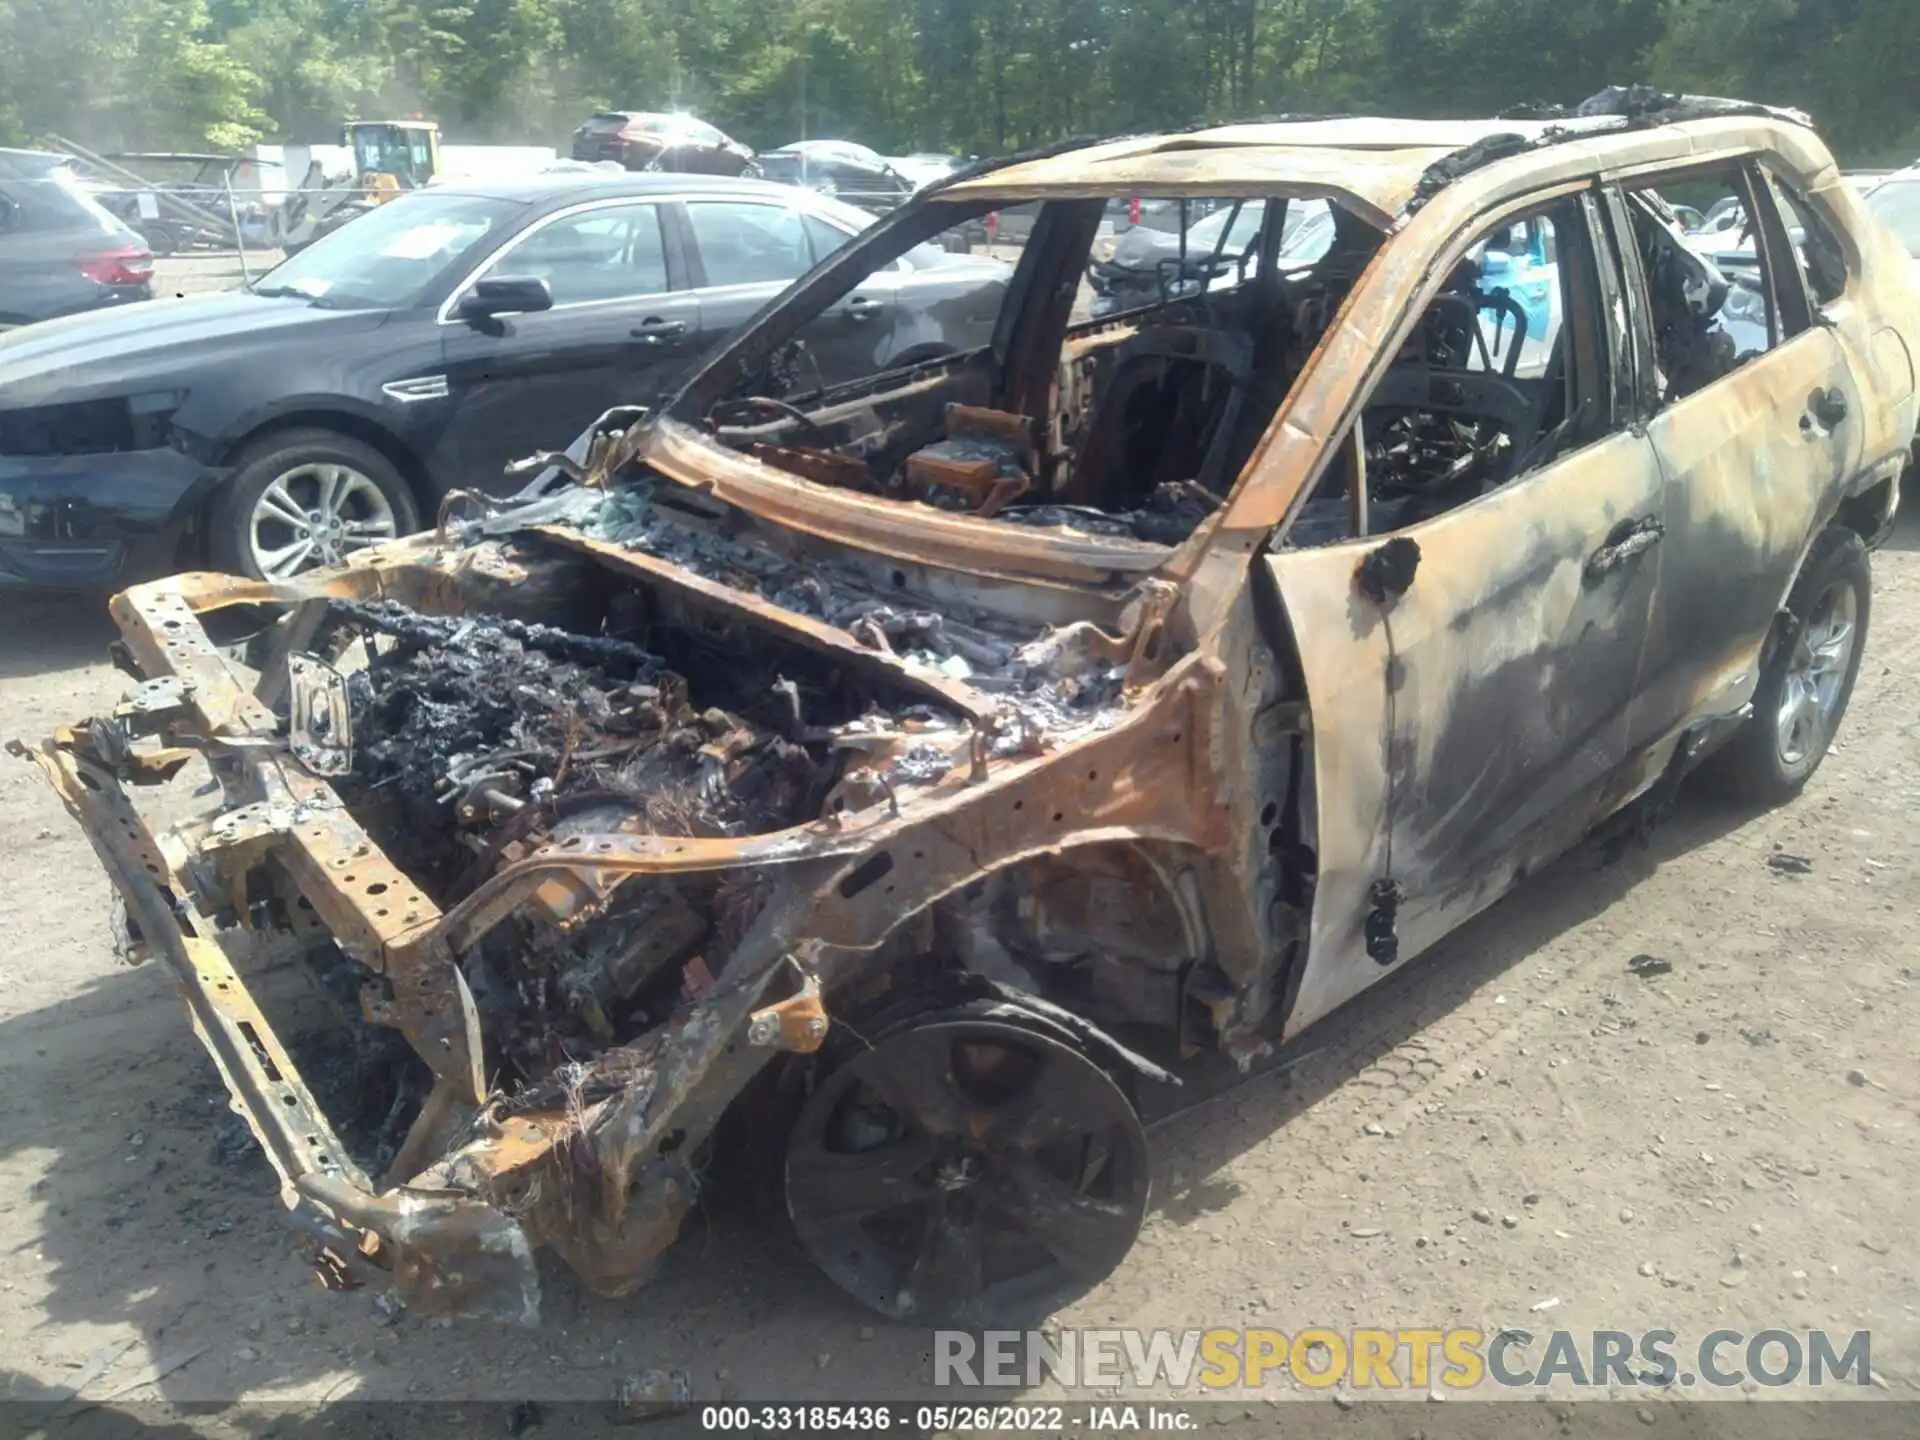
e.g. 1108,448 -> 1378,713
276,478 -> 1142,1115
328,597 -> 837,896
320,589 -> 951,1089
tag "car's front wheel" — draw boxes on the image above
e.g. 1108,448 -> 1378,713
1704,524 -> 1869,804
784,1009 -> 1149,1326
209,429 -> 420,581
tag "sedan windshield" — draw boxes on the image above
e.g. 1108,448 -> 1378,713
253,191 -> 522,309
1867,178 -> 1920,256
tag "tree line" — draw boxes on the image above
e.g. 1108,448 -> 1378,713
1,0 -> 1914,168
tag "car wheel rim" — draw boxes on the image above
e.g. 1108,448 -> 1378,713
1774,581 -> 1857,768
786,1018 -> 1148,1326
248,462 -> 398,579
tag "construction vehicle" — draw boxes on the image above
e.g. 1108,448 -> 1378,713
281,120 -> 441,254
345,120 -> 441,194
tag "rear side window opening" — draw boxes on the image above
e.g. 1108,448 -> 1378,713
1620,160 -> 1810,406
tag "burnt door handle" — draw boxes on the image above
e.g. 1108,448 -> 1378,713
1804,386 -> 1849,430
1585,516 -> 1663,584
631,318 -> 688,344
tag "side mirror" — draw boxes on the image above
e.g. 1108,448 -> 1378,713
458,275 -> 553,321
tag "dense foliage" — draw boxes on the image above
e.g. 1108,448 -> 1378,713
1,0 -> 1914,166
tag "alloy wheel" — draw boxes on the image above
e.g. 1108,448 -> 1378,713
786,1018 -> 1149,1326
1775,580 -> 1858,768
247,462 -> 399,579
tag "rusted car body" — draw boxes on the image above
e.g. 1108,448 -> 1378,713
22,91 -> 1917,1326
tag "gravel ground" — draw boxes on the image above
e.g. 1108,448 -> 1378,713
0,515 -> 1915,1429
154,251 -> 277,298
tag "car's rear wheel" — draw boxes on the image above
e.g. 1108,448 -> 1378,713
1702,525 -> 1869,804
209,429 -> 420,581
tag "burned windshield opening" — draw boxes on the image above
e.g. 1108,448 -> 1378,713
682,191 -> 1384,548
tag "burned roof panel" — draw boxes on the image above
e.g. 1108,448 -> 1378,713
939,93 -> 1823,221
936,116 -> 1628,220
938,144 -> 1455,227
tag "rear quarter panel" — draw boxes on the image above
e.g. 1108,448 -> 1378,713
0,222 -> 105,326
1808,164 -> 1920,478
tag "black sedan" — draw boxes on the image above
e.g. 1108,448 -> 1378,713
757,142 -> 914,212
569,113 -> 756,175
0,173 -> 1008,589
0,149 -> 153,329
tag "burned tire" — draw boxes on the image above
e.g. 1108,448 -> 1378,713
785,1015 -> 1149,1327
208,428 -> 420,581
1701,525 -> 1869,805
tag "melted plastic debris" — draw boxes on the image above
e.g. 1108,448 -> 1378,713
574,485 -> 1128,725
316,594 -> 953,1082
891,743 -> 956,784
997,481 -> 1222,544
326,598 -> 830,898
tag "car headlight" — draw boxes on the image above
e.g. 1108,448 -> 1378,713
1092,238 -> 1118,263
0,391 -> 181,456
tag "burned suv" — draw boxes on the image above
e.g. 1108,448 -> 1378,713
23,90 -> 1916,1328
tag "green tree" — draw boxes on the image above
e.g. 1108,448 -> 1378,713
0,0 -> 264,149
4,0 -> 1915,165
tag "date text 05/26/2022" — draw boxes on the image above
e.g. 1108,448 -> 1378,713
697,1404 -> 1196,1431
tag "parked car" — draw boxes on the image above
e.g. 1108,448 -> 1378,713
568,112 -> 755,175
1863,168 -> 1920,270
0,149 -> 153,330
0,173 -> 1007,588
26,94 -> 1916,1335
1692,173 -> 1886,240
1089,198 -> 1336,315
1680,183 -> 1842,355
757,141 -> 913,210
886,152 -> 969,190
985,195 -> 1185,254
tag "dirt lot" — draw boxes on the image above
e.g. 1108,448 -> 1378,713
0,516 -> 1916,1426
154,252 -> 271,299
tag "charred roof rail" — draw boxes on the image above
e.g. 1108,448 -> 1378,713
1407,131 -> 1543,212
1408,85 -> 1819,213
1503,84 -> 1815,130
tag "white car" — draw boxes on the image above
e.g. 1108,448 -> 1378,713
1863,169 -> 1920,276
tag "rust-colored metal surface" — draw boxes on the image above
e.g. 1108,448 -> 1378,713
19,99 -> 1917,1326
645,420 -> 1170,584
